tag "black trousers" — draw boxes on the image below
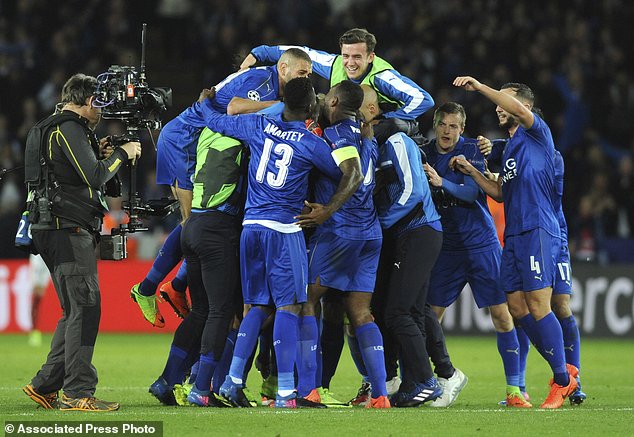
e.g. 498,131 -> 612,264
31,227 -> 100,398
178,210 -> 241,361
374,225 -> 442,390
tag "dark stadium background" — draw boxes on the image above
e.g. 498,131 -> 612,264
0,0 -> 632,337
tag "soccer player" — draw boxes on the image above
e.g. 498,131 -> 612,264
296,81 -> 389,409
423,102 -> 528,407
149,95 -> 248,407
451,76 -> 578,409
239,28 -> 434,141
551,150 -> 586,404
129,48 -> 313,328
198,77 -> 363,408
361,85 -> 443,407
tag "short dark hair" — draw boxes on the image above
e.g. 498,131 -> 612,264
283,77 -> 315,112
501,82 -> 535,106
333,80 -> 364,112
433,102 -> 466,127
61,73 -> 98,106
280,47 -> 312,65
339,28 -> 376,53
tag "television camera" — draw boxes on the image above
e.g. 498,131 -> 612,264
94,24 -> 177,260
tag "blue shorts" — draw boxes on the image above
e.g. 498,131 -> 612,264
428,245 -> 506,308
155,118 -> 201,190
240,224 -> 308,308
308,231 -> 381,292
499,228 -> 558,293
553,240 -> 573,295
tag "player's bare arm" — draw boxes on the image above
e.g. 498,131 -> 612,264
453,76 -> 534,128
451,155 -> 502,202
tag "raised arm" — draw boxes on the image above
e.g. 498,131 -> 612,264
246,45 -> 336,80
227,97 -> 281,115
453,76 -> 534,129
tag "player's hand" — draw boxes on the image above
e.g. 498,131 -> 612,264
120,141 -> 142,164
477,135 -> 492,156
360,120 -> 374,140
239,53 -> 257,70
423,163 -> 443,187
294,200 -> 334,228
198,87 -> 216,103
99,137 -> 114,159
450,155 -> 475,175
453,76 -> 482,92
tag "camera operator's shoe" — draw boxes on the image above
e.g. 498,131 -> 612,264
23,384 -> 59,409
130,283 -> 165,328
59,394 -> 119,411
159,281 -> 190,319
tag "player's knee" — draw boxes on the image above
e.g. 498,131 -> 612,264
551,297 -> 572,319
490,304 -> 514,332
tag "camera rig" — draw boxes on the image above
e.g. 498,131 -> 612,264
94,24 -> 176,260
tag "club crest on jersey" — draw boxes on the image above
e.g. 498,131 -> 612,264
247,90 -> 261,101
501,158 -> 518,184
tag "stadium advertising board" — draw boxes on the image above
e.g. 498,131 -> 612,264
0,260 -> 632,337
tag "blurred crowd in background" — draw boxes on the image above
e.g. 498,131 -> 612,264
1,0 -> 632,263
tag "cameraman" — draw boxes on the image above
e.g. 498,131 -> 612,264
22,73 -> 140,412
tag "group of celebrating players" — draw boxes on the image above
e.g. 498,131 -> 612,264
129,28 -> 587,410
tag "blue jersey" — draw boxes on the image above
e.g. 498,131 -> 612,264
177,65 -> 280,127
425,137 -> 499,252
554,150 -> 568,241
251,45 -> 433,120
500,114 -> 560,238
375,132 -> 441,232
199,99 -> 339,226
313,119 -> 382,240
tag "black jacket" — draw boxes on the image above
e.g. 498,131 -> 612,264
30,111 -> 127,231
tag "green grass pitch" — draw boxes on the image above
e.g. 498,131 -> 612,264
1,333 -> 633,436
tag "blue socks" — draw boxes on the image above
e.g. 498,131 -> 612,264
140,224 -> 183,296
356,322 -> 387,398
195,352 -> 218,392
531,312 -> 568,386
515,326 -> 530,391
496,329 -> 520,387
346,330 -> 368,379
227,307 -> 269,384
188,360 -> 199,385
297,315 -> 318,397
161,345 -> 189,387
171,260 -> 188,293
212,329 -> 237,394
274,310 -> 299,397
559,315 -> 581,370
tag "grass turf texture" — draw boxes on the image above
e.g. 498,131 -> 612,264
1,334 -> 633,436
